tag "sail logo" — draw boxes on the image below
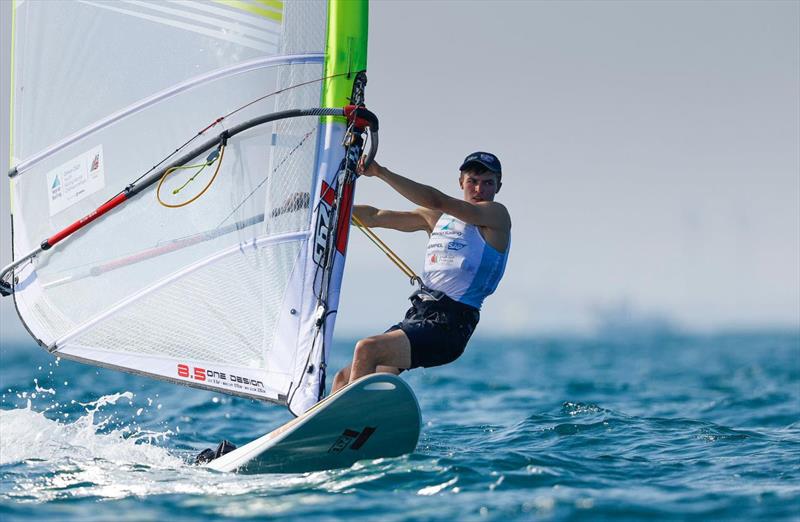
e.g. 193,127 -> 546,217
313,194 -> 333,266
90,153 -> 100,172
46,145 -> 106,217
51,175 -> 62,200
177,364 -> 264,391
327,426 -> 377,453
313,178 -> 353,266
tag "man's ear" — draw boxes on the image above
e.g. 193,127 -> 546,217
496,179 -> 502,193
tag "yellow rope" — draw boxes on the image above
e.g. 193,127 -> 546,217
351,214 -> 420,285
157,144 -> 226,209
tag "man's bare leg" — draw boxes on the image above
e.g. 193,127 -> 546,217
349,330 -> 412,384
331,363 -> 401,395
331,365 -> 351,394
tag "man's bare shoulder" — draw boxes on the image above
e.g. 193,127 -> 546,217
474,201 -> 511,229
488,200 -> 511,219
477,200 -> 509,213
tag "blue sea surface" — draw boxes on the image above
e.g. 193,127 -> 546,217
0,331 -> 798,521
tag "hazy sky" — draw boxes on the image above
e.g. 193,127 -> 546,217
1,1 -> 798,344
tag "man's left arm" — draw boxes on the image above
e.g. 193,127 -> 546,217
365,162 -> 509,229
436,198 -> 510,230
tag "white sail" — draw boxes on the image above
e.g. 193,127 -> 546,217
6,0 -> 369,414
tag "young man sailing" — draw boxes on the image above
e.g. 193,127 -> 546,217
332,152 -> 511,393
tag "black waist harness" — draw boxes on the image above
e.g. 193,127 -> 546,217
409,287 -> 480,314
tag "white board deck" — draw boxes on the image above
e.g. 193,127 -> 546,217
205,373 -> 421,474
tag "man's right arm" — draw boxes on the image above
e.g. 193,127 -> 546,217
352,205 -> 436,233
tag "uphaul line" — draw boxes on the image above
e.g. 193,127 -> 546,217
0,105 -> 378,297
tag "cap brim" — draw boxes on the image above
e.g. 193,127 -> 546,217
459,160 -> 501,173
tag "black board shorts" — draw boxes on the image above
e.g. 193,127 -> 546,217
386,288 -> 480,369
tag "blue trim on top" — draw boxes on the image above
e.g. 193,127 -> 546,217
460,234 -> 509,310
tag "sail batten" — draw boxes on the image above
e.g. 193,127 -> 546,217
52,230 -> 310,350
11,53 -> 325,178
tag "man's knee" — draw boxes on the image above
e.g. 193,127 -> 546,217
334,365 -> 350,381
331,365 -> 351,392
354,337 -> 382,367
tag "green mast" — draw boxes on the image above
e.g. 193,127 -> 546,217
322,0 -> 368,115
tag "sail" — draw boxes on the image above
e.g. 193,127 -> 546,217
6,0 -> 368,414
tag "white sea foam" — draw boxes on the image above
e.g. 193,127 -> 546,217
33,378 -> 55,395
0,392 -> 180,468
0,391 -> 329,503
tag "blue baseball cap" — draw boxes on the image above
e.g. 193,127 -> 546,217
459,151 -> 502,174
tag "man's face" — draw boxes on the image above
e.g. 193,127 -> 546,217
460,171 -> 500,204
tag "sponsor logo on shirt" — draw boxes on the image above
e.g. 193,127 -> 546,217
440,218 -> 456,230
432,230 -> 462,239
429,252 -> 458,266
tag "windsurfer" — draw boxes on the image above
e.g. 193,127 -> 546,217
332,152 -> 511,393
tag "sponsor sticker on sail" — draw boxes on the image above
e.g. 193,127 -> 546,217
46,145 -> 106,216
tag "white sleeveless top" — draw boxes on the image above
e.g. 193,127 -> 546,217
422,213 -> 509,309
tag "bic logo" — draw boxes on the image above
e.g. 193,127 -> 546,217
328,427 -> 376,453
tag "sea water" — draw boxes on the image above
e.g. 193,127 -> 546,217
0,331 -> 798,521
